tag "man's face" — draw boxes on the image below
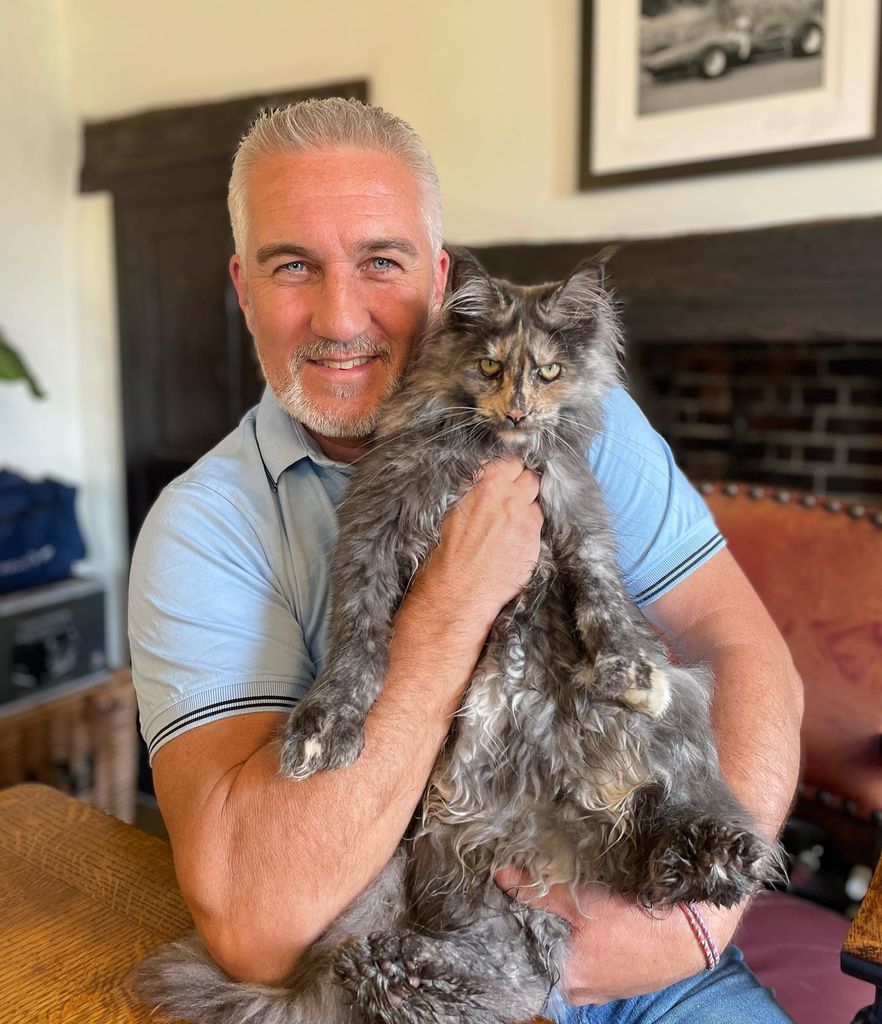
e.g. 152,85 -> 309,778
230,148 -> 449,446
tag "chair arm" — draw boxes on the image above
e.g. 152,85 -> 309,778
842,853 -> 882,1021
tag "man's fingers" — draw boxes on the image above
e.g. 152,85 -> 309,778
475,454 -> 522,484
515,466 -> 541,503
495,867 -> 550,909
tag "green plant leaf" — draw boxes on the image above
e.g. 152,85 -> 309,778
0,329 -> 45,398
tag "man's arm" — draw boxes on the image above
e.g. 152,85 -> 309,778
151,457 -> 542,985
499,547 -> 803,1004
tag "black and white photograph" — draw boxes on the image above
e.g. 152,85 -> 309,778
639,0 -> 826,117
580,0 -> 882,187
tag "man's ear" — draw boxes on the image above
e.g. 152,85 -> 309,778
432,248 -> 451,313
230,254 -> 255,334
444,245 -> 500,324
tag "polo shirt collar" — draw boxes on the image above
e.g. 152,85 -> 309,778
255,387 -> 352,483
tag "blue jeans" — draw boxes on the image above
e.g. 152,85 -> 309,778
547,946 -> 793,1023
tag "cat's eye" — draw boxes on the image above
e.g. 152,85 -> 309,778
479,358 -> 503,377
538,363 -> 562,381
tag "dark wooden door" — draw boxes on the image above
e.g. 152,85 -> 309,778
114,180 -> 260,540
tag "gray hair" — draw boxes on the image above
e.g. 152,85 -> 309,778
228,97 -> 443,261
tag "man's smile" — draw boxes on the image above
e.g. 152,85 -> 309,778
308,355 -> 376,370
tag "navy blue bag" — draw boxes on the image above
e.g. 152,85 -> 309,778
0,470 -> 87,594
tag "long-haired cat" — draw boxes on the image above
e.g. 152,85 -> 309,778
133,248 -> 780,1024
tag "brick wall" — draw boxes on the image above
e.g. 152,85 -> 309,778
632,342 -> 882,502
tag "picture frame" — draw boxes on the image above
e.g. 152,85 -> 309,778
579,0 -> 882,189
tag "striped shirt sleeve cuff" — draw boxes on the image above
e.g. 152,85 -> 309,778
625,527 -> 726,608
142,677 -> 311,763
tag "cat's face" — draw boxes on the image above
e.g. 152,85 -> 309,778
407,248 -> 622,450
459,318 -> 587,449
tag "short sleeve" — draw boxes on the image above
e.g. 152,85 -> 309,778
589,387 -> 725,607
129,479 -> 313,763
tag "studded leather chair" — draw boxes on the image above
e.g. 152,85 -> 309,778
701,482 -> 882,1022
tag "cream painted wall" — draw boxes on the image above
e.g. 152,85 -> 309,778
73,194 -> 128,667
1,3 -> 80,479
65,0 -> 882,242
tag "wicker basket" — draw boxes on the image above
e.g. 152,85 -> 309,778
0,669 -> 137,822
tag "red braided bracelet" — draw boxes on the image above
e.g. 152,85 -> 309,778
677,902 -> 721,970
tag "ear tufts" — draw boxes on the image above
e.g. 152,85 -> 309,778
443,246 -> 502,324
545,245 -> 620,329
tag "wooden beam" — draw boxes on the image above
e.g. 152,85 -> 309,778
81,80 -> 369,191
470,217 -> 882,345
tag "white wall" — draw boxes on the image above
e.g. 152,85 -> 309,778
73,194 -> 128,668
1,3 -> 80,478
5,0 -> 882,669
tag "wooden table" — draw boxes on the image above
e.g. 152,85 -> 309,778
0,782 -> 555,1023
0,783 -> 191,1023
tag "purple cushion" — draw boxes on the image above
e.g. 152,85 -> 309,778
737,891 -> 874,1024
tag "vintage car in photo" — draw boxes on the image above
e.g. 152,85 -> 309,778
640,2 -> 753,80
732,0 -> 824,58
640,0 -> 823,81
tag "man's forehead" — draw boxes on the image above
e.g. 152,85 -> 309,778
245,148 -> 429,249
249,148 -> 422,205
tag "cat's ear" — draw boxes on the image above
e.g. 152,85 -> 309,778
443,246 -> 502,325
543,246 -> 619,329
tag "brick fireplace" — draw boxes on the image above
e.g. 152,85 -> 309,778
633,341 -> 882,502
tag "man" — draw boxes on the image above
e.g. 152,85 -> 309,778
130,98 -> 802,1022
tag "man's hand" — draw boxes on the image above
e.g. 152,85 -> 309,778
495,867 -> 732,1005
409,455 -> 543,630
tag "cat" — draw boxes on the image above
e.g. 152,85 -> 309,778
133,247 -> 780,1024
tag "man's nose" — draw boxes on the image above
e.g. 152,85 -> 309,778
310,271 -> 371,343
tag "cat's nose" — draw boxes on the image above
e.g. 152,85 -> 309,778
506,410 -> 529,424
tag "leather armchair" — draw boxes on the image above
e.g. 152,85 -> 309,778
702,482 -> 882,1023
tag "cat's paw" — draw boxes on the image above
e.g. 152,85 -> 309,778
334,932 -> 446,1018
638,818 -> 774,908
278,701 -> 365,781
574,653 -> 671,718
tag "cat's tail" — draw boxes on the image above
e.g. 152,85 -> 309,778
128,932 -> 340,1024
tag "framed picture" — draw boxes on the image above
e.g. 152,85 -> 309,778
579,0 -> 882,188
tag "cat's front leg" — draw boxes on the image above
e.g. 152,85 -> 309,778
542,465 -> 670,718
279,532 -> 404,780
558,537 -> 671,717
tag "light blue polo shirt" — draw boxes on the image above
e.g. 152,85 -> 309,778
129,386 -> 724,763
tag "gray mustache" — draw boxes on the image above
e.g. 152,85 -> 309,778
295,338 -> 393,366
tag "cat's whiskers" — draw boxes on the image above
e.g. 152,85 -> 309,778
334,415 -> 483,515
347,407 -> 478,467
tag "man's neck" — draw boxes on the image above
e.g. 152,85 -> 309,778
307,428 -> 371,465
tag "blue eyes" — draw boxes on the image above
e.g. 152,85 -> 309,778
276,257 -> 399,275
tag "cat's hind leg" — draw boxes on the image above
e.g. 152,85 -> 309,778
636,813 -> 780,908
333,922 -> 556,1024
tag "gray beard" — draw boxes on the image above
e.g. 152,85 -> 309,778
260,337 -> 399,439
